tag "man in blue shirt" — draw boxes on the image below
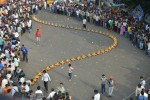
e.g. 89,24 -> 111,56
0,61 -> 3,70
21,45 -> 28,62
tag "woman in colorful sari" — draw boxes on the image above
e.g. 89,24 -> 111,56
120,24 -> 125,36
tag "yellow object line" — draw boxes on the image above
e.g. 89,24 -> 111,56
31,15 -> 118,85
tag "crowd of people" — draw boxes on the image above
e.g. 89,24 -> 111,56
0,0 -> 149,100
92,74 -> 115,100
46,1 -> 150,56
29,75 -> 71,100
133,76 -> 150,100
0,0 -> 32,99
45,1 -> 150,100
93,75 -> 150,100
0,0 -> 73,100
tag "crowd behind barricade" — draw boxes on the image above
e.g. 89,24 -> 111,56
0,0 -> 73,100
46,2 -> 150,56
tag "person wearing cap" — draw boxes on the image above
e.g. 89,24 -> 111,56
108,76 -> 115,97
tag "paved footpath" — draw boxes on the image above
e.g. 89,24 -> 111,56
21,9 -> 150,100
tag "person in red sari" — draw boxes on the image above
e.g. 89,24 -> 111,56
35,29 -> 41,44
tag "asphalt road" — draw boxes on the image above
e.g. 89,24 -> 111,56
21,9 -> 150,100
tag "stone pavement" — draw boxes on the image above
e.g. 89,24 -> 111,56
21,10 -> 150,100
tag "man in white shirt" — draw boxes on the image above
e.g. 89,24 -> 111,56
44,1 -> 47,9
1,77 -> 8,89
147,41 -> 150,56
35,5 -> 38,14
15,18 -> 18,24
35,86 -> 43,100
23,82 -> 30,97
123,21 -> 127,27
76,10 -> 79,20
83,18 -> 87,29
27,19 -> 32,33
95,15 -> 100,26
14,56 -> 20,67
145,24 -> 149,31
26,79 -> 32,86
19,76 -> 25,84
42,70 -> 51,93
47,88 -> 56,99
6,71 -> 12,81
93,90 -> 100,100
